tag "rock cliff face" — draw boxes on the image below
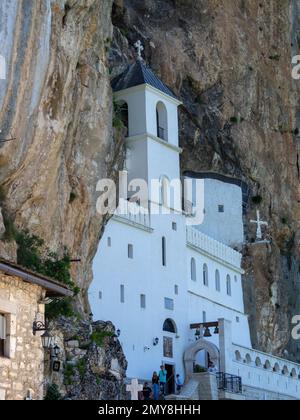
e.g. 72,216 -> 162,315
0,0 -> 123,313
1,0 -> 300,385
49,319 -> 127,400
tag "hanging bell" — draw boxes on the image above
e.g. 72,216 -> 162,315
204,327 -> 212,338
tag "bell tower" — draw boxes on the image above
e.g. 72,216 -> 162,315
112,42 -> 182,203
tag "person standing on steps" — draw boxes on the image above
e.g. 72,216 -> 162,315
159,365 -> 167,396
175,374 -> 183,394
152,372 -> 160,400
142,382 -> 152,401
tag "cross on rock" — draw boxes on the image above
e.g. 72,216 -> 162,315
126,378 -> 143,401
250,210 -> 268,241
134,40 -> 144,60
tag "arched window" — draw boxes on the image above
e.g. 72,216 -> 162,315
226,275 -> 232,296
291,368 -> 297,378
215,270 -> 220,292
162,237 -> 167,267
245,354 -> 252,364
163,319 -> 177,334
273,363 -> 280,373
191,258 -> 197,281
235,351 -> 242,362
160,176 -> 170,207
203,264 -> 209,287
255,357 -> 262,368
156,101 -> 168,141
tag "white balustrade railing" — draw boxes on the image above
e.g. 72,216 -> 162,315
186,227 -> 242,269
113,200 -> 151,230
231,344 -> 300,398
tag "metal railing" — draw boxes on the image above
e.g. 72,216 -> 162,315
216,372 -> 242,394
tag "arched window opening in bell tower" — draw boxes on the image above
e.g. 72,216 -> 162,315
156,101 -> 168,141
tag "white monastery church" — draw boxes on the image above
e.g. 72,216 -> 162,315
90,45 -> 300,400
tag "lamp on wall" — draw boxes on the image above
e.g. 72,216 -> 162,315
153,337 -> 159,346
41,331 -> 54,350
33,321 -> 56,351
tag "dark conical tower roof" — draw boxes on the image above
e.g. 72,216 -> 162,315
111,60 -> 177,100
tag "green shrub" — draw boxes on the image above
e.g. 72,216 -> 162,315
91,331 -> 113,347
69,191 -> 77,203
195,95 -> 204,105
44,384 -> 62,400
46,298 -> 75,320
77,358 -> 87,379
269,54 -> 280,61
194,365 -> 207,373
15,231 -> 80,319
64,363 -> 75,386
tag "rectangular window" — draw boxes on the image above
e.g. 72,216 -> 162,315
236,317 -> 240,323
174,285 -> 179,295
140,294 -> 146,309
164,298 -> 174,311
172,222 -> 177,231
0,314 -> 6,358
128,244 -> 133,259
107,237 -> 112,247
120,285 -> 125,303
218,205 -> 224,213
162,237 -> 167,267
99,291 -> 102,300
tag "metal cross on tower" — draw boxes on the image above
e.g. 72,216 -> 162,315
134,40 -> 144,60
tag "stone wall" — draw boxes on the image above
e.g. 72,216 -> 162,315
0,274 -> 45,400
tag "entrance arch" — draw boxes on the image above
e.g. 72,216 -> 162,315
183,339 -> 220,381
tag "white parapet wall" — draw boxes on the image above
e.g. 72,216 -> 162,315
231,344 -> 300,399
186,227 -> 243,272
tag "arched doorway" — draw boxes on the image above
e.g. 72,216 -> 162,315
183,339 -> 220,381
